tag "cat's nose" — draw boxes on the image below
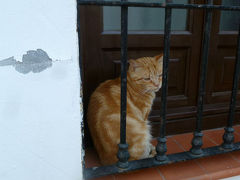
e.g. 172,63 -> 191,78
153,82 -> 159,87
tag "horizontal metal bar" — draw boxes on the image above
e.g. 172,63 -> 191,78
77,0 -> 240,11
84,142 -> 240,179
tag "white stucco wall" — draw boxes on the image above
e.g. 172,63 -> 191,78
0,0 -> 83,180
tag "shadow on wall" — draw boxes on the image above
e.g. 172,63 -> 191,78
0,49 -> 52,74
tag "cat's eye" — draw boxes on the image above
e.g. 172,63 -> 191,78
143,78 -> 150,81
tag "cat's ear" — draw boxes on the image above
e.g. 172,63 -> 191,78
155,54 -> 163,62
155,54 -> 163,65
129,59 -> 142,72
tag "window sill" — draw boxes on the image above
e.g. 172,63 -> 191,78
85,125 -> 240,180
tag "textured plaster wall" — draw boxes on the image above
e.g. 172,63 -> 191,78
0,0 -> 83,180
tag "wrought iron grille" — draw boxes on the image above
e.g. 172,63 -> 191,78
77,0 -> 240,179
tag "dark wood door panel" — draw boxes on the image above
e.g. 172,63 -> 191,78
206,5 -> 240,104
149,102 -> 240,122
208,46 -> 240,103
214,33 -> 239,93
150,111 -> 240,137
213,47 -> 239,91
205,0 -> 240,105
218,33 -> 239,45
101,32 -> 193,48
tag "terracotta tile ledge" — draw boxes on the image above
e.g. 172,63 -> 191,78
85,125 -> 240,180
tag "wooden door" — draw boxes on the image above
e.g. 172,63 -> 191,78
79,0 -> 240,143
204,0 -> 240,130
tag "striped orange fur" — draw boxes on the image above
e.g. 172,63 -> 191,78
87,55 -> 163,165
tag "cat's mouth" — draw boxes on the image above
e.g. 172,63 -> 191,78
153,85 -> 162,92
154,87 -> 161,92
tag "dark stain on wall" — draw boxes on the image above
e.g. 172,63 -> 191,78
0,49 -> 52,74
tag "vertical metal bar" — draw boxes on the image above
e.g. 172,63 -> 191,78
222,24 -> 240,149
117,1 -> 130,169
155,0 -> 172,163
190,0 -> 213,156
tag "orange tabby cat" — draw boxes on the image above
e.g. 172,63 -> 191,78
87,55 -> 163,165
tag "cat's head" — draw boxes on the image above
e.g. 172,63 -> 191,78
128,54 -> 163,93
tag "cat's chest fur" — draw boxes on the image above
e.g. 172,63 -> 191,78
127,90 -> 155,122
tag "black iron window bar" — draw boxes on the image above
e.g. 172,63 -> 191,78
77,0 -> 240,179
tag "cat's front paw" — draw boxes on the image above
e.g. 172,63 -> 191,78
149,144 -> 156,157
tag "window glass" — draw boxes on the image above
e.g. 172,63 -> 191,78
220,0 -> 240,31
103,0 -> 188,31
